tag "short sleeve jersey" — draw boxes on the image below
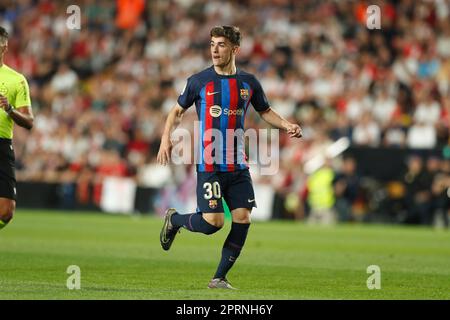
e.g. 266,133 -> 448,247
178,66 -> 270,172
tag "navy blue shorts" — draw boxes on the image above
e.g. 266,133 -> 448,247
196,169 -> 256,213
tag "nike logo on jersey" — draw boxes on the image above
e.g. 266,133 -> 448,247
207,91 -> 219,96
248,199 -> 255,203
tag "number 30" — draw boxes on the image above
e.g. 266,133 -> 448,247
203,182 -> 221,199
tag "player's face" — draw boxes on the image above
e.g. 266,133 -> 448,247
210,36 -> 237,67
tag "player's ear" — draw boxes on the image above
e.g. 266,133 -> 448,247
232,46 -> 240,55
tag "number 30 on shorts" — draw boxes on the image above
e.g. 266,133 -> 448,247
203,182 -> 221,200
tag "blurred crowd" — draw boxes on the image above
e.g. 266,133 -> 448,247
0,0 -> 449,224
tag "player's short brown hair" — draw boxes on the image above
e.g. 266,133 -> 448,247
210,26 -> 241,46
0,26 -> 8,44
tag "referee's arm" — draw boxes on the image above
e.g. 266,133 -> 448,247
0,95 -> 34,130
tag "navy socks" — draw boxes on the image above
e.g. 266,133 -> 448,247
170,212 -> 250,279
214,222 -> 250,279
171,212 -> 221,235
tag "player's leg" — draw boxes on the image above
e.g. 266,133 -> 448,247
160,172 -> 224,250
171,171 -> 225,232
160,211 -> 223,251
209,170 -> 255,289
209,208 -> 251,288
0,197 -> 15,230
0,140 -> 17,231
170,211 -> 224,233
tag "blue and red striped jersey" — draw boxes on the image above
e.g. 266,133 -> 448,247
177,66 -> 270,172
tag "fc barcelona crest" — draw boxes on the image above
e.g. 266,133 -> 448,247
240,89 -> 249,100
209,199 -> 218,209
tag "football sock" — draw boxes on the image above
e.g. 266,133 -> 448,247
171,212 -> 221,235
214,222 -> 250,279
0,220 -> 7,230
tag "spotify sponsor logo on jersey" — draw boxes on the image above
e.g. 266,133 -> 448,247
209,105 -> 243,118
210,105 -> 222,117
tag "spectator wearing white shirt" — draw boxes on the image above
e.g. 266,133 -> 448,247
372,89 -> 397,127
352,112 -> 381,147
346,88 -> 372,124
50,64 -> 79,94
407,121 -> 437,149
414,93 -> 441,126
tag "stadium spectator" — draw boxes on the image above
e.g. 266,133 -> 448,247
402,156 -> 433,224
406,120 -> 437,149
372,88 -> 397,127
306,159 -> 336,225
413,92 -> 441,127
333,157 -> 361,222
50,63 -> 79,94
352,112 -> 381,147
115,0 -> 145,30
431,159 -> 450,228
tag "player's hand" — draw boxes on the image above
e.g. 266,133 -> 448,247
286,123 -> 302,138
157,136 -> 173,166
0,94 -> 9,110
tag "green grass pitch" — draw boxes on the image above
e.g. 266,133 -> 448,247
0,210 -> 449,299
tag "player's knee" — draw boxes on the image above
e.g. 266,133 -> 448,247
203,219 -> 224,232
232,209 -> 252,224
0,200 -> 15,223
200,218 -> 223,235
203,223 -> 222,235
202,213 -> 224,229
233,216 -> 251,224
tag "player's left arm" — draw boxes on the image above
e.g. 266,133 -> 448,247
0,95 -> 34,130
258,107 -> 302,138
9,105 -> 34,130
250,76 -> 302,138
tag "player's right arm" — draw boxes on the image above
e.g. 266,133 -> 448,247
157,103 -> 187,166
158,75 -> 197,165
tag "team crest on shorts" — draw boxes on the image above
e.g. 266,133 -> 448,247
209,199 -> 218,209
240,89 -> 249,100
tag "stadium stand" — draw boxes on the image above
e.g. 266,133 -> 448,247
1,0 -> 448,225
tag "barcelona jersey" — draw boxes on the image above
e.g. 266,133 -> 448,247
177,66 -> 270,172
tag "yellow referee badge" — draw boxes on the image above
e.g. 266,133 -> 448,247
0,83 -> 7,95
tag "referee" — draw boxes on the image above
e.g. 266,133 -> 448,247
0,26 -> 34,231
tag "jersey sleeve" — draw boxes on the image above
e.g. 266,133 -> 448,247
14,76 -> 32,108
250,76 -> 270,112
177,76 -> 198,109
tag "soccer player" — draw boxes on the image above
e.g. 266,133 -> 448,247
0,26 -> 34,231
157,26 -> 302,289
